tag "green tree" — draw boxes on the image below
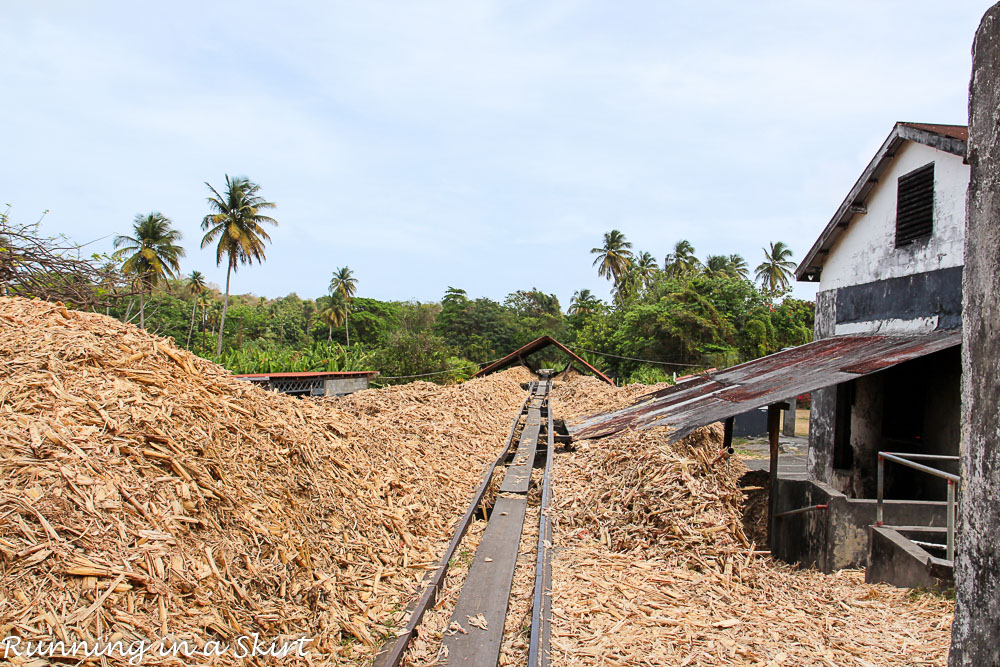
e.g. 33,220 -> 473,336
664,239 -> 701,277
184,270 -> 207,349
591,230 -> 633,284
728,254 -> 750,280
755,241 -> 797,294
200,175 -> 277,355
112,212 -> 185,329
569,289 -> 601,316
329,266 -> 358,345
316,294 -> 346,341
442,286 -> 468,306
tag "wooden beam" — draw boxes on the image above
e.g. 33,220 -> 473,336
723,417 -> 734,451
767,404 -> 782,550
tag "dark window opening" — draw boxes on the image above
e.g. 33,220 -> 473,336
833,381 -> 854,470
895,162 -> 934,247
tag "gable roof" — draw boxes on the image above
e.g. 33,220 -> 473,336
472,335 -> 615,385
795,122 -> 968,282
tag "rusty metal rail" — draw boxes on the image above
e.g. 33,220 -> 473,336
371,385 -> 534,667
528,388 -> 554,666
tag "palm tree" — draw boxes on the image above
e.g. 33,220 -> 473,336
755,241 -> 797,293
329,266 -> 358,345
591,230 -> 634,284
632,251 -> 659,289
705,254 -> 731,277
569,289 -> 601,316
112,212 -> 185,329
184,271 -> 207,350
728,254 -> 750,280
201,175 -> 277,355
705,254 -> 751,280
664,240 -> 701,277
197,296 -> 212,354
317,295 -> 346,342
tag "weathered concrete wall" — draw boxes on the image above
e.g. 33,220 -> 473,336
819,140 -> 969,293
833,266 -> 963,335
867,527 -> 951,590
772,478 -> 948,573
807,290 -> 837,482
324,377 -> 370,396
951,4 -> 1000,664
829,348 -> 962,500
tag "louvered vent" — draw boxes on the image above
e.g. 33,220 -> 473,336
895,163 -> 934,247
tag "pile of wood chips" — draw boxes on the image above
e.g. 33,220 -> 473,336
0,297 -> 531,665
548,376 -> 955,666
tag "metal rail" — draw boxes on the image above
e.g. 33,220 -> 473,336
371,386 -> 534,667
876,451 -> 959,561
528,387 -> 554,667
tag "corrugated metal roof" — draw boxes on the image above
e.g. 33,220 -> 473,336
570,331 -> 961,441
234,370 -> 379,380
472,336 -> 615,385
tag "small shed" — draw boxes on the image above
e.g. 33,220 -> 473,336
472,336 -> 615,385
234,370 -> 379,397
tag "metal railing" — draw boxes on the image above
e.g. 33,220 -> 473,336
876,451 -> 960,561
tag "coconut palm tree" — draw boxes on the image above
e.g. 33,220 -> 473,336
704,254 -> 749,280
184,270 -> 207,350
591,230 -> 634,284
317,295 -> 347,342
197,295 -> 212,354
632,251 -> 659,289
728,254 -> 750,280
329,266 -> 358,345
112,212 -> 185,329
201,175 -> 277,355
664,240 -> 701,277
569,289 -> 601,316
755,241 -> 797,293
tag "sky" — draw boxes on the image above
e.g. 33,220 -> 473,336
1,1 -> 992,307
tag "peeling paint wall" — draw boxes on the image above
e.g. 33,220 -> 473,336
819,141 -> 969,292
807,290 -> 836,482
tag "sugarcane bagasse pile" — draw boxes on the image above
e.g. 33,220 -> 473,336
0,297 -> 953,665
0,297 -> 529,664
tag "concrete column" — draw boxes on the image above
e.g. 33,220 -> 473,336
950,5 -> 1000,664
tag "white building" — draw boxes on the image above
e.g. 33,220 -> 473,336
797,122 -> 969,337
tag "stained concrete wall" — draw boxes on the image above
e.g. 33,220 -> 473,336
950,4 -> 1000,664
324,377 -> 371,396
867,527 -> 951,590
772,477 -> 948,573
807,290 -> 837,483
819,140 -> 969,293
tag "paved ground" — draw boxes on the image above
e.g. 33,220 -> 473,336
737,434 -> 808,480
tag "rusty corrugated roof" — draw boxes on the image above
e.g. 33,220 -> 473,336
472,335 -> 615,385
570,331 -> 961,441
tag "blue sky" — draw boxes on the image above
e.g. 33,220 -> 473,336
1,1 -> 990,307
